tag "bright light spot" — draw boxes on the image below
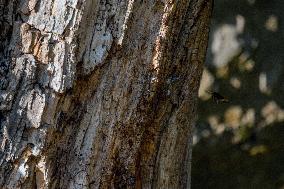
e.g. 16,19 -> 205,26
250,145 -> 268,156
259,72 -> 271,94
241,109 -> 255,126
261,101 -> 284,125
230,77 -> 241,89
211,15 -> 245,68
198,69 -> 214,100
236,15 -> 245,33
225,106 -> 243,128
216,65 -> 229,78
18,162 -> 28,176
265,15 -> 278,32
244,60 -> 255,71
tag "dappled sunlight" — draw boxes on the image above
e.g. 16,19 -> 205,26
265,15 -> 278,32
230,77 -> 241,89
259,72 -> 271,94
193,0 -> 284,188
224,106 -> 243,129
249,145 -> 268,156
238,53 -> 255,71
198,68 -> 214,100
261,101 -> 284,126
211,24 -> 242,68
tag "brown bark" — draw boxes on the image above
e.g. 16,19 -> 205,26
0,0 -> 213,188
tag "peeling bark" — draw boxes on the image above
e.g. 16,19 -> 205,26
0,0 -> 213,188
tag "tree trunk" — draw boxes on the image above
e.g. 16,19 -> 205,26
0,0 -> 213,188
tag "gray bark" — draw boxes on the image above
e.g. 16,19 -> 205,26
0,0 -> 213,188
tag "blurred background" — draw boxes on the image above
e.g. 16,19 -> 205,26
193,0 -> 284,188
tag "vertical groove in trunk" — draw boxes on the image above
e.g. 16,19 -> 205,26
0,0 -> 213,188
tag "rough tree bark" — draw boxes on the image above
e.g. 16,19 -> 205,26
0,0 -> 213,188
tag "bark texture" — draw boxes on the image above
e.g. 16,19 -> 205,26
0,0 -> 213,188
